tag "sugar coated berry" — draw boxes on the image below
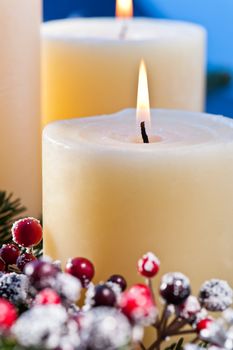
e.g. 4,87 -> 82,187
16,253 -> 36,272
0,244 -> 20,266
24,260 -> 59,290
34,288 -> 61,305
196,318 -> 213,333
107,274 -> 127,291
199,279 -> 233,311
12,217 -> 42,248
0,298 -> 17,329
93,284 -> 117,307
65,257 -> 95,288
0,258 -> 5,272
160,272 -> 191,305
178,296 -> 201,321
137,252 -> 160,278
119,284 -> 157,326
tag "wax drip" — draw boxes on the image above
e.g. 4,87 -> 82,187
119,23 -> 128,39
140,121 -> 150,143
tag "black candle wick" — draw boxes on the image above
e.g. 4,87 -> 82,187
140,121 -> 149,143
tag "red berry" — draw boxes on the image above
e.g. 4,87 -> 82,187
0,244 -> 20,265
196,318 -> 213,333
119,284 -> 157,325
16,252 -> 36,271
24,260 -> 59,290
0,298 -> 17,329
34,288 -> 61,305
0,258 -> 5,272
12,217 -> 42,248
93,284 -> 117,307
65,257 -> 95,288
107,274 -> 127,291
137,252 -> 160,278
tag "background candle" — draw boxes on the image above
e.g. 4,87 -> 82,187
42,18 -> 206,126
43,109 -> 233,291
0,0 -> 41,216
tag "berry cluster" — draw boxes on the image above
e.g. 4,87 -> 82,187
0,217 -> 42,273
0,218 -> 232,350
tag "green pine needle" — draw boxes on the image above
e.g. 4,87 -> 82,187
0,191 -> 26,244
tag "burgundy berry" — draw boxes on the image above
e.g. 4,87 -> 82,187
0,258 -> 5,272
0,244 -> 20,265
34,288 -> 61,305
0,298 -> 17,329
16,253 -> 36,271
24,260 -> 59,290
160,272 -> 191,305
137,252 -> 160,278
93,284 -> 117,307
196,318 -> 213,333
65,257 -> 95,287
12,217 -> 42,248
107,274 -> 127,291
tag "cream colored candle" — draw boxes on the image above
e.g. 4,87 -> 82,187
42,18 -> 206,126
0,0 -> 41,216
43,109 -> 233,291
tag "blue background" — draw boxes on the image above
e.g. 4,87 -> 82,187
43,0 -> 233,117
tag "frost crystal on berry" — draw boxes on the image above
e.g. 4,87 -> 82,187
0,273 -> 29,306
80,307 -> 132,350
13,305 -> 80,349
54,272 -> 81,304
199,279 -> 233,311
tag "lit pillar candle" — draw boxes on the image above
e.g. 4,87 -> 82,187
42,0 -> 206,127
0,0 -> 41,216
43,62 -> 233,290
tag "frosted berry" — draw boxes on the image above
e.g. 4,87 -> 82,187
24,260 -> 59,290
119,284 -> 157,326
137,252 -> 160,278
199,279 -> 233,311
0,244 -> 20,265
34,288 -> 61,305
196,318 -> 213,333
160,272 -> 191,305
178,296 -> 201,321
12,217 -> 42,248
107,274 -> 127,291
0,298 -> 17,329
93,284 -> 117,307
0,258 -> 5,272
16,252 -> 36,272
65,257 -> 95,287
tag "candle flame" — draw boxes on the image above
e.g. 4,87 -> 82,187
137,60 -> 151,127
116,0 -> 133,18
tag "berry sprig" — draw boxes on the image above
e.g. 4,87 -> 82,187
0,217 -> 232,350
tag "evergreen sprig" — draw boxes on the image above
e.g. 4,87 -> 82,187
0,191 -> 26,244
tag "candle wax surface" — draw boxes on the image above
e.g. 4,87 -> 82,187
43,109 -> 233,291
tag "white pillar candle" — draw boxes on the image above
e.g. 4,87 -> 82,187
43,109 -> 233,290
0,0 -> 41,216
42,18 -> 206,126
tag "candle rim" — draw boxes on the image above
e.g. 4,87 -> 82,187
43,108 -> 233,153
42,18 -> 206,44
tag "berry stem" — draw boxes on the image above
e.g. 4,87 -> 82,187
147,278 -> 156,306
167,329 -> 197,336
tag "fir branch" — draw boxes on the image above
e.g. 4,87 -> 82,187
0,191 -> 26,244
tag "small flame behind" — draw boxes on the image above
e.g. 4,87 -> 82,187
116,0 -> 133,18
137,60 -> 151,129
